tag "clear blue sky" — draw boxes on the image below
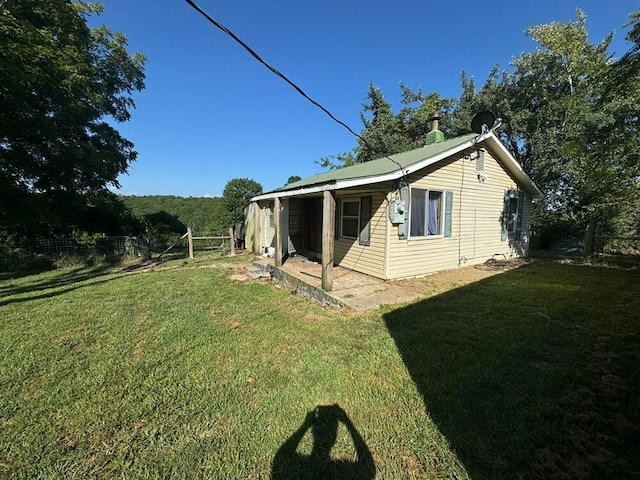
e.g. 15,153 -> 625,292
94,0 -> 636,198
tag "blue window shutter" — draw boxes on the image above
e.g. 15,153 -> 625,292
501,190 -> 509,241
359,196 -> 372,246
444,191 -> 453,237
516,191 -> 525,240
334,199 -> 340,239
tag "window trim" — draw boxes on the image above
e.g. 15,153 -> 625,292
502,189 -> 524,241
408,187 -> 445,239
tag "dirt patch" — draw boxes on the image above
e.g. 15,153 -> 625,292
396,264 -> 504,300
477,257 -> 530,271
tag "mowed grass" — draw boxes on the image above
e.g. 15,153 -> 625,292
1,258 -> 639,479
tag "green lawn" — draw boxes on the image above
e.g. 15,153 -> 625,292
1,259 -> 639,479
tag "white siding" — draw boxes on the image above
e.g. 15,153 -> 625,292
386,150 -> 532,279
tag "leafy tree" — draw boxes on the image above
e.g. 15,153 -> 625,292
222,178 -> 263,226
285,176 -> 302,185
0,0 -> 146,228
142,211 -> 186,235
78,191 -> 141,235
318,82 -> 452,169
457,10 -> 640,249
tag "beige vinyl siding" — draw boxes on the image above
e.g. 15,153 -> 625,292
386,150 -> 532,279
334,188 -> 389,279
257,200 -> 275,253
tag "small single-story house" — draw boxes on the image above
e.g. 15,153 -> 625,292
245,123 -> 542,291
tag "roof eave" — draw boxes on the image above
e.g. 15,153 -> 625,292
483,134 -> 544,199
250,131 -> 543,201
251,135 -> 486,201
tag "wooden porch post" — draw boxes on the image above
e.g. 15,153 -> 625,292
253,202 -> 261,255
274,196 -> 283,267
321,190 -> 335,291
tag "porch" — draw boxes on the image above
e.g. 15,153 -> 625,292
254,255 -> 424,311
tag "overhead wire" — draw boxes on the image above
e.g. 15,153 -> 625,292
184,0 -> 408,177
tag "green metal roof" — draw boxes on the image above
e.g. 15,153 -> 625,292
275,133 -> 477,193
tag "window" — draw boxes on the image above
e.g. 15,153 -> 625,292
502,189 -> 524,241
410,188 -> 443,237
338,196 -> 372,245
507,196 -> 518,233
341,200 -> 360,239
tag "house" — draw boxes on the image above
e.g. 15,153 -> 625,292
245,120 -> 542,291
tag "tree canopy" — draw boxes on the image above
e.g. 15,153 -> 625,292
222,178 -> 263,226
0,0 -> 146,228
318,82 -> 452,169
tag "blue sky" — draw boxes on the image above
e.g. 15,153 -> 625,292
94,0 -> 637,198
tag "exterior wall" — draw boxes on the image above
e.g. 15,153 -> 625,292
386,149 -> 532,280
257,200 -> 275,254
334,187 -> 390,279
244,203 -> 256,253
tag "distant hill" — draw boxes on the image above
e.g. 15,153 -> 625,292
120,195 -> 230,234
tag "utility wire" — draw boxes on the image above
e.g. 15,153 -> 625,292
184,0 -> 407,177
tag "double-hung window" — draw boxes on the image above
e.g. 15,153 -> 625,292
410,188 -> 444,237
341,200 -> 360,239
502,189 -> 524,240
338,196 -> 373,245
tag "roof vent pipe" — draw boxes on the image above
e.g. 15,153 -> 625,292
425,111 -> 445,145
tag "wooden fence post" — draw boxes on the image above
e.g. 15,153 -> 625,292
187,227 -> 194,259
229,227 -> 235,256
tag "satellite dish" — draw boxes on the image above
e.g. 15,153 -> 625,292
471,110 -> 497,134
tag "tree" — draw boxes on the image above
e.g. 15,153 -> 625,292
0,0 -> 146,228
285,176 -> 301,185
318,82 -> 452,169
451,10 -> 640,248
222,178 -> 263,226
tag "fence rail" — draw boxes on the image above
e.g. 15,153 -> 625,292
184,227 -> 235,259
1,228 -> 238,272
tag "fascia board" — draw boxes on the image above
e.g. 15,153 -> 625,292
250,132 -> 543,202
484,134 -> 544,199
251,136 -> 487,202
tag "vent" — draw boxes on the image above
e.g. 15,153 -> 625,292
476,149 -> 487,182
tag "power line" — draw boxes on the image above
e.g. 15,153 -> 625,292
184,0 -> 407,177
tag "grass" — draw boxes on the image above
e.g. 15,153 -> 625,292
1,258 -> 639,479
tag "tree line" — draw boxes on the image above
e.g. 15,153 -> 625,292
119,177 -> 263,236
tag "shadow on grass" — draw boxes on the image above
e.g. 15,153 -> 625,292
0,264 -> 116,298
383,261 -> 640,479
271,404 -> 375,480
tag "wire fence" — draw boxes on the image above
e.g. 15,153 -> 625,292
593,235 -> 640,266
0,230 -> 238,273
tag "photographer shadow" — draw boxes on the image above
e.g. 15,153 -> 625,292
271,404 -> 375,480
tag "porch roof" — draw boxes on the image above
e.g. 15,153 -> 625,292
252,131 -> 542,201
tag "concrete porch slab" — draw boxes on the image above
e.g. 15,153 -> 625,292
249,254 -> 508,311
259,255 -> 423,311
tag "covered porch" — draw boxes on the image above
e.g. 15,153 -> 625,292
249,190 -> 338,291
